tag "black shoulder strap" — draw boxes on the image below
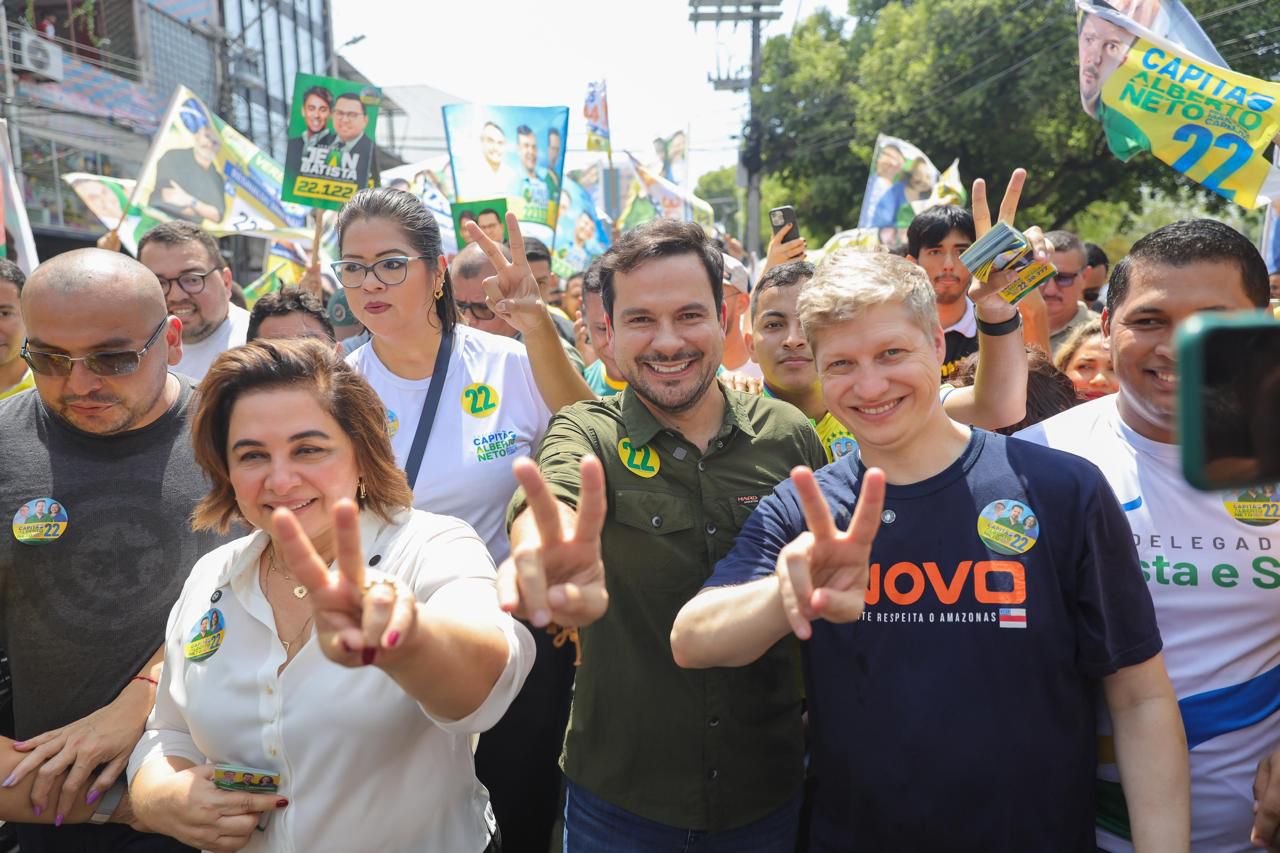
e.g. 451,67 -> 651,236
404,329 -> 454,490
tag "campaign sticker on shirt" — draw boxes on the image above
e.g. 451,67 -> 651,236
461,383 -> 499,418
11,498 -> 68,545
976,499 -> 1039,555
386,409 -> 400,439
830,436 -> 857,460
1222,485 -> 1280,527
618,437 -> 660,479
184,608 -> 226,662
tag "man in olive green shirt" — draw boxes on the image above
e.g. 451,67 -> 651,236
503,219 -> 825,850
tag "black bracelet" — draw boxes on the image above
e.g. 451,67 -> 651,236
976,312 -> 1023,337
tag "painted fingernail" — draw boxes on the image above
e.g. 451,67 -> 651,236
276,798 -> 289,808
12,741 -> 23,749
341,639 -> 352,654
2,773 -> 15,787
32,805 -> 40,818
532,609 -> 550,627
86,788 -> 100,805
361,648 -> 376,666
385,630 -> 400,648
55,813 -> 63,827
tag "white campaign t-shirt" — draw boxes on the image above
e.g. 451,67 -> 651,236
1017,396 -> 1280,853
347,325 -> 553,563
175,304 -> 250,381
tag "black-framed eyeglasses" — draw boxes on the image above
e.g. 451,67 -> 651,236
157,268 -> 220,296
330,256 -> 431,289
455,299 -> 496,321
21,317 -> 169,377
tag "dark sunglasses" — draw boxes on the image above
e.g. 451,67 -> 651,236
21,318 -> 168,377
455,300 -> 496,321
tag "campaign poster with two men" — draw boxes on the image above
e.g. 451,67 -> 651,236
283,74 -> 383,210
443,104 -> 570,246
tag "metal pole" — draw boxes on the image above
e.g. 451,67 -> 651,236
745,9 -> 762,260
0,6 -> 21,183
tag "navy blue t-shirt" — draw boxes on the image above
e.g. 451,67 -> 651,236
706,430 -> 1161,852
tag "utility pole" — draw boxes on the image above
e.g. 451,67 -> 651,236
0,5 -> 23,182
689,1 -> 781,259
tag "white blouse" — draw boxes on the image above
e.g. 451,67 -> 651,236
128,508 -> 534,852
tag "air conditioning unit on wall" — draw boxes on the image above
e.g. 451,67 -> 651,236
14,31 -> 65,82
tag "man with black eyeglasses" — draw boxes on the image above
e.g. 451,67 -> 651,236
0,248 -> 230,851
138,221 -> 248,381
1044,230 -> 1098,354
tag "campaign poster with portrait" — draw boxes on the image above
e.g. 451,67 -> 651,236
131,86 -> 310,251
283,74 -> 383,211
857,134 -> 944,246
442,104 -> 570,246
452,198 -> 508,249
552,177 -> 610,277
381,157 -> 457,257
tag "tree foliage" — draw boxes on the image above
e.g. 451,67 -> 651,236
750,0 -> 1279,242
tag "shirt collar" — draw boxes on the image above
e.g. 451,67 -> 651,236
210,508 -> 402,591
944,298 -> 977,337
619,383 -> 756,448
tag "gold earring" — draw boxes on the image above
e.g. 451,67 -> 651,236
434,285 -> 444,300
357,479 -> 367,501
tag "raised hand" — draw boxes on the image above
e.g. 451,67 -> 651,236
463,212 -> 550,336
968,167 -> 1051,310
272,499 -> 419,668
775,466 -> 886,640
762,222 -> 807,275
499,456 -> 608,628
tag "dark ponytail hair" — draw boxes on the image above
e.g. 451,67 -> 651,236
336,187 -> 458,334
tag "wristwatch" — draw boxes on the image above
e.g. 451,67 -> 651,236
976,311 -> 1023,337
89,779 -> 125,825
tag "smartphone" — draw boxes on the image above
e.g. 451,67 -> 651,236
1177,311 -> 1280,491
769,205 -> 799,238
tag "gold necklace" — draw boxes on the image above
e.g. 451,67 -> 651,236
281,614 -> 314,656
267,547 -> 309,600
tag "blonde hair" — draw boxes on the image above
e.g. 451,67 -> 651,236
797,248 -> 939,351
1053,318 -> 1104,371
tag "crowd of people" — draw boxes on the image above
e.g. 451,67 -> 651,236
0,162 -> 1277,853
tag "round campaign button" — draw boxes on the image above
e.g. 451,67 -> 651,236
386,409 -> 400,439
1221,485 -> 1279,528
461,383 -> 500,418
976,499 -> 1039,556
12,498 -> 69,545
210,589 -> 223,604
184,608 -> 227,662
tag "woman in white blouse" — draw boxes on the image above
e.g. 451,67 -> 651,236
127,338 -> 533,853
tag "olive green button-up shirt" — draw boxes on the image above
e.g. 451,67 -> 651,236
508,385 -> 826,831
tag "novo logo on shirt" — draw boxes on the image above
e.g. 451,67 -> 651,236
474,430 -> 518,462
865,560 -> 1025,607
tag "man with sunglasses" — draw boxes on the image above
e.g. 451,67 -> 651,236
0,249 -> 230,851
1045,230 -> 1098,354
138,221 -> 248,381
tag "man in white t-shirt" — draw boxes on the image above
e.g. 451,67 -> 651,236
1017,219 -> 1278,853
138,221 -> 249,380
720,252 -> 762,379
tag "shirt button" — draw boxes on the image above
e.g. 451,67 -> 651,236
651,515 -> 663,529
715,439 -> 724,449
697,461 -> 705,472
269,747 -> 278,757
705,522 -> 717,536
708,716 -> 720,728
708,768 -> 719,781
266,686 -> 274,695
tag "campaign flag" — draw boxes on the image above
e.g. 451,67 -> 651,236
130,86 -> 310,253
618,152 -> 714,233
0,121 -> 37,273
1077,0 -> 1280,207
443,104 -> 570,246
553,176 -> 611,277
382,158 -> 457,257
1264,151 -> 1280,276
584,80 -> 611,154
857,134 -> 946,246
283,74 -> 382,210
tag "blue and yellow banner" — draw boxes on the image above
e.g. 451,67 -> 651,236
584,80 -> 611,155
1079,2 -> 1280,208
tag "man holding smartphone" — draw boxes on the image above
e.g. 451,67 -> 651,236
1017,219 -> 1278,852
